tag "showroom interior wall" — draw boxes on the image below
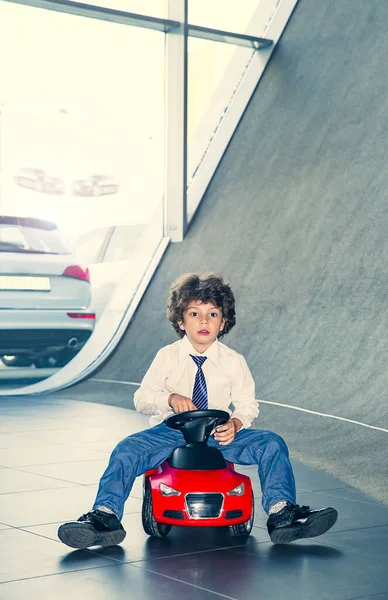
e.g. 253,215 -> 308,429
0,0 -> 298,396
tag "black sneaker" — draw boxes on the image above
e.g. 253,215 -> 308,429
267,502 -> 338,544
58,509 -> 126,549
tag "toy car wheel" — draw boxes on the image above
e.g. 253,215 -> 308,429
227,494 -> 255,537
142,487 -> 171,538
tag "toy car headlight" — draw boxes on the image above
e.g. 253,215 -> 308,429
227,483 -> 245,496
160,483 -> 181,496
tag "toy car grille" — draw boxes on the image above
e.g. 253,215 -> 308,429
185,493 -> 223,518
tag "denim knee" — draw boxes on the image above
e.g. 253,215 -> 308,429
249,431 -> 289,457
264,432 -> 289,455
110,436 -> 140,463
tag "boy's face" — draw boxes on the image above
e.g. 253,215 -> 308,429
178,300 -> 225,353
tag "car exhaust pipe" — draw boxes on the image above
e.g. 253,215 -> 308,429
67,337 -> 79,349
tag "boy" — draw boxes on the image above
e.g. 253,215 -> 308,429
58,273 -> 337,549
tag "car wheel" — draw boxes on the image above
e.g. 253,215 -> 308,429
142,486 -> 171,538
227,494 -> 255,537
34,356 -> 59,368
1,355 -> 34,368
34,349 -> 76,369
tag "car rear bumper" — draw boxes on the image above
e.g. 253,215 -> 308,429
0,309 -> 95,354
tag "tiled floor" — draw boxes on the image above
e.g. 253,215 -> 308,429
0,395 -> 387,600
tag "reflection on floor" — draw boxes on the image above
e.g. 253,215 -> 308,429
0,396 -> 387,600
0,359 -> 63,389
0,366 -> 58,389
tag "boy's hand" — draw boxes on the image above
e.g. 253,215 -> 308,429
214,418 -> 242,445
168,393 -> 197,413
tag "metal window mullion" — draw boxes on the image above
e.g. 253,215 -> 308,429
188,24 -> 273,49
164,0 -> 188,242
1,0 -> 180,31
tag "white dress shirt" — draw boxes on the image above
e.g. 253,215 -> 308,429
134,335 -> 259,429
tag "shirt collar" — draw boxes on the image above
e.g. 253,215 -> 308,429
179,334 -> 220,366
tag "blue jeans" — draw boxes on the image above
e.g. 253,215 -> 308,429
93,423 -> 296,519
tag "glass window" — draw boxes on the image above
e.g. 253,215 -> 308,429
72,227 -> 111,265
189,0 -> 260,34
187,37 -> 254,217
0,1 -> 164,389
71,0 -> 164,18
103,224 -> 147,262
0,225 -> 28,249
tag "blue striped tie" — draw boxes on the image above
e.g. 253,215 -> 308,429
190,355 -> 208,410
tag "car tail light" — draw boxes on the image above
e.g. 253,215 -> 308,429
67,312 -> 96,320
160,483 -> 181,497
227,483 -> 245,496
63,265 -> 90,282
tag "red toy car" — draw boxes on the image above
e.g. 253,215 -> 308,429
142,410 -> 254,538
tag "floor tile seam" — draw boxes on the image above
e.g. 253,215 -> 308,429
0,440 -> 111,453
0,477 -> 88,492
129,562 -> 239,600
123,540 -> 268,565
305,486 -> 352,492
312,538 -> 388,560
2,518 -> 86,528
0,484 -> 83,496
304,490 -> 388,507
0,561 -> 127,586
6,464 -> 104,485
8,524 -> 67,545
0,440 -> 110,454
122,509 -> 142,516
6,431 -> 127,442
369,410 -> 388,425
0,419 -> 129,425
0,428 -> 117,435
344,591 -> 388,600
0,406 -> 132,413
9,524 -> 144,568
0,430 -> 121,439
0,418 -> 79,422
0,425 -> 120,432
0,457 -> 110,468
1,422 -> 130,429
64,443 -> 120,452
325,523 -> 388,534
0,412 -> 126,420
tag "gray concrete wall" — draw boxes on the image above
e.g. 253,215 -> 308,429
67,0 -> 388,503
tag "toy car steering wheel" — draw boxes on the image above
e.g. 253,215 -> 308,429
166,409 -> 230,430
165,410 -> 230,444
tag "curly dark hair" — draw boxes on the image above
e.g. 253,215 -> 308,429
166,273 -> 236,339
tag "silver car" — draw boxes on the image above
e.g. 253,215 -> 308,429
14,168 -> 65,194
72,175 -> 119,196
0,215 -> 95,369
